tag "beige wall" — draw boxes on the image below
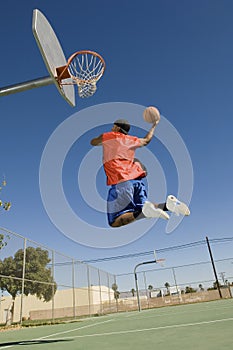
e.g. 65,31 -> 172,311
0,286 -> 115,323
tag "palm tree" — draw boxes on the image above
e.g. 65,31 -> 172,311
131,288 -> 136,297
112,283 -> 120,300
199,284 -> 204,291
111,283 -> 120,312
148,285 -> 153,298
165,282 -> 170,295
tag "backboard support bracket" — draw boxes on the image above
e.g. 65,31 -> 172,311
0,76 -> 54,96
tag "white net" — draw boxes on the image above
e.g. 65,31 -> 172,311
77,82 -> 97,98
68,51 -> 105,98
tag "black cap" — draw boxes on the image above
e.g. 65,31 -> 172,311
114,119 -> 130,134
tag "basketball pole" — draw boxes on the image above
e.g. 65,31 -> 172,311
134,258 -> 160,312
0,76 -> 53,96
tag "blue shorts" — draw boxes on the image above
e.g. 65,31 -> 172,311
107,179 -> 148,226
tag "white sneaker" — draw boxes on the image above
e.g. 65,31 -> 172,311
142,201 -> 169,220
166,195 -> 190,216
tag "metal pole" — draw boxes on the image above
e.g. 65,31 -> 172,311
20,238 -> 27,324
172,268 -> 179,294
206,236 -> 222,298
98,269 -> 103,315
143,271 -> 149,308
114,275 -> 118,312
87,265 -> 91,317
0,76 -> 54,96
172,267 -> 181,302
72,259 -> 76,319
134,268 -> 141,312
51,250 -> 55,322
134,259 -> 162,312
107,273 -> 111,311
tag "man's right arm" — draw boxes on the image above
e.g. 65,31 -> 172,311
90,134 -> 103,146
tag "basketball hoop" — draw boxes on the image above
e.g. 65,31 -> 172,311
153,251 -> 165,267
156,258 -> 166,267
56,50 -> 106,98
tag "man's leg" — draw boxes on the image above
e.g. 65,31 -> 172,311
142,202 -> 169,220
111,204 -> 169,227
107,182 -> 137,227
109,180 -> 169,227
156,202 -> 168,211
110,211 -> 141,227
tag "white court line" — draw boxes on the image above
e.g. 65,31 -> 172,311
0,319 -> 114,349
50,317 -> 233,339
39,319 -> 114,339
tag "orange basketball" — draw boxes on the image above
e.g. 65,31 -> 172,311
143,106 -> 160,124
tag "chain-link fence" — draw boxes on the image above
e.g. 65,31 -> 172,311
0,227 -> 117,325
1,227 -> 233,324
114,237 -> 233,312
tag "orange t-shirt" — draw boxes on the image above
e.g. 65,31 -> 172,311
102,132 -> 146,185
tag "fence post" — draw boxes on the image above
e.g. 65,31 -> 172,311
134,267 -> 141,312
72,259 -> 76,318
98,269 -> 103,315
206,236 -> 222,298
143,271 -> 149,308
51,250 -> 55,322
87,265 -> 91,317
113,275 -> 119,312
19,238 -> 27,324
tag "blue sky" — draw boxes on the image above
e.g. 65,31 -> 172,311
1,0 -> 233,278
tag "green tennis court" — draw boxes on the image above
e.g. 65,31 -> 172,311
1,299 -> 233,350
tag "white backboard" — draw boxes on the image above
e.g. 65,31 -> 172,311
32,9 -> 75,107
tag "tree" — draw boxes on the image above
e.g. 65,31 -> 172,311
0,177 -> 11,213
148,285 -> 153,298
0,234 -> 5,250
0,246 -> 57,323
112,283 -> 120,300
131,288 -> 136,297
199,284 -> 204,291
185,286 -> 197,294
164,282 -> 170,295
0,233 -> 10,250
213,281 -> 220,289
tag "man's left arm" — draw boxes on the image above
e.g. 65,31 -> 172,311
139,122 -> 158,147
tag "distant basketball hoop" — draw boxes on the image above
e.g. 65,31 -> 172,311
134,256 -> 166,312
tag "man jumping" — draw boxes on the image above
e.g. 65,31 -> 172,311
90,119 -> 190,227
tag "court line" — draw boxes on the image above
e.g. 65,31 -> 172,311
39,319 -> 114,339
50,317 -> 233,339
0,319 -> 114,349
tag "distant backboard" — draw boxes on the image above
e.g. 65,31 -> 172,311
32,9 -> 75,107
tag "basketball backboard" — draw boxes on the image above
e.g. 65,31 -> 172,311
32,9 -> 75,107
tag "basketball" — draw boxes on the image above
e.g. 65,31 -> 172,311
143,106 -> 161,124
